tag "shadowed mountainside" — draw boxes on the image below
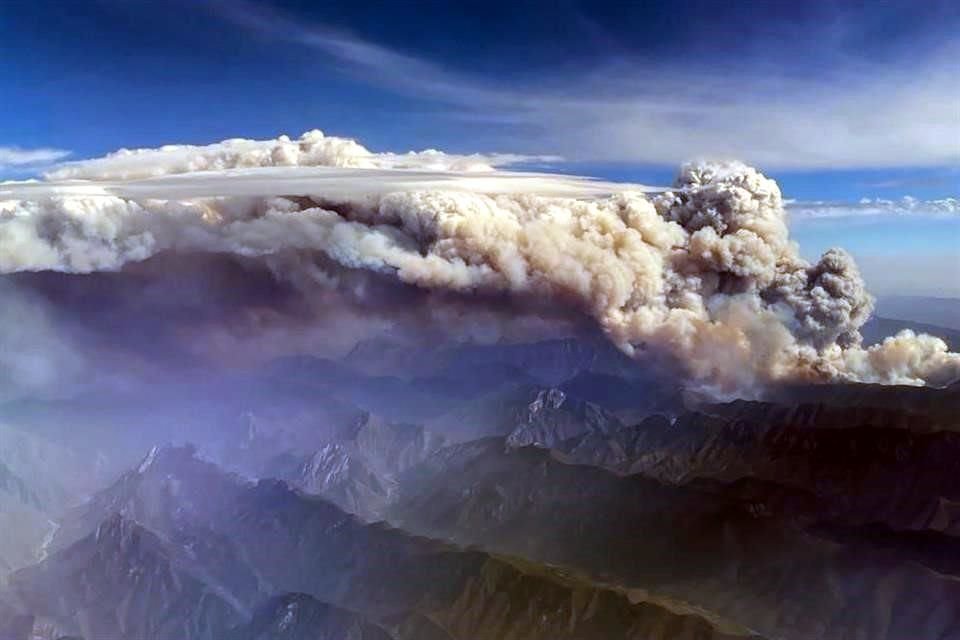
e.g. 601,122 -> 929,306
6,446 -> 759,640
392,431 -> 960,640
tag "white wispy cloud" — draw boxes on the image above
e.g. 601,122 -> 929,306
208,0 -> 960,171
788,196 -> 960,219
0,146 -> 72,170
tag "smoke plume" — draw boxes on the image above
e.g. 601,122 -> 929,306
1,130 -> 957,392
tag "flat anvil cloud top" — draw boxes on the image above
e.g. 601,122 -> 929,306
2,130 -> 958,391
2,167 -> 659,202
3,130 -> 651,201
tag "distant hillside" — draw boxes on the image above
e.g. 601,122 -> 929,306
875,296 -> 960,332
861,315 -> 960,351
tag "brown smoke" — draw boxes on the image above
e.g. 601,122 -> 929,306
1,131 -> 957,391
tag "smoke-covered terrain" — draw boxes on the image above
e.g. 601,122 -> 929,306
1,131 -> 959,639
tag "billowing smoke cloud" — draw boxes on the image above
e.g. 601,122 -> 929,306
1,130 -> 958,392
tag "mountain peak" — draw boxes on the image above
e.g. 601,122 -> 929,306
506,387 -> 623,449
528,388 -> 568,414
135,443 -> 199,475
93,512 -> 143,546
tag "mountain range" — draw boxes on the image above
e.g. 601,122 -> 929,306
1,313 -> 959,639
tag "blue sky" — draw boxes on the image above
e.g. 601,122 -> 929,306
1,0 -> 958,294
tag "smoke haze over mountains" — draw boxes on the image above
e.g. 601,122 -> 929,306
3,2 -> 960,638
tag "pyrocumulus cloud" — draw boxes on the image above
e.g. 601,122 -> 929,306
1,130 -> 958,391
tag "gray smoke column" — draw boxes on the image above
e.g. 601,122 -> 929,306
1,130 -> 957,391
